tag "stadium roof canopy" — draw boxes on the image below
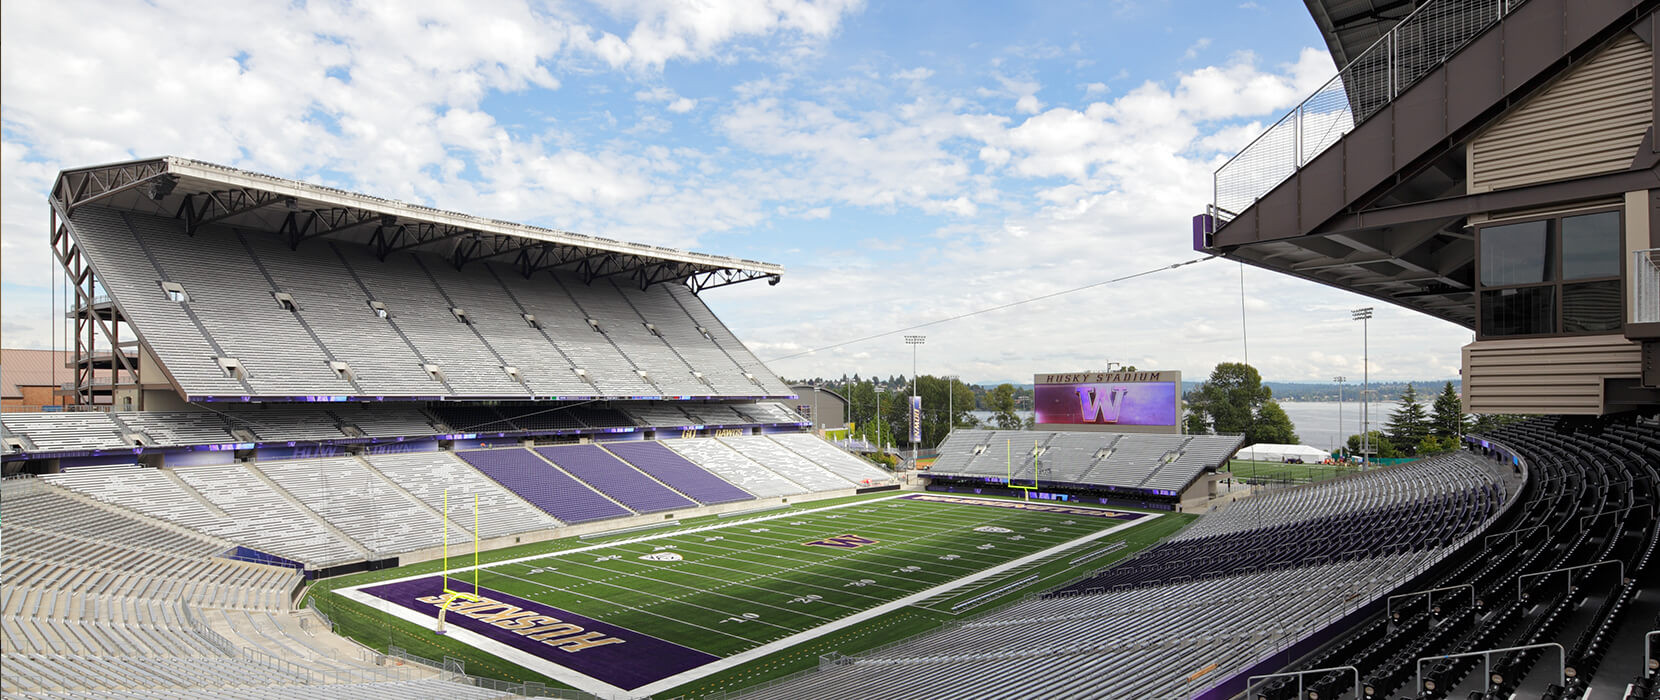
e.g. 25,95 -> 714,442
1303,0 -> 1428,67
49,156 -> 784,293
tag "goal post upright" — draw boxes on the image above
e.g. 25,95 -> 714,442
435,489 -> 481,635
1006,438 -> 1036,499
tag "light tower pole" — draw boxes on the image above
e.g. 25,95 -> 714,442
875,385 -> 885,454
905,335 -> 926,468
1351,307 -> 1373,466
944,374 -> 959,441
1333,375 -> 1345,455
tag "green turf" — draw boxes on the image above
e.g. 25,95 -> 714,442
1226,459 -> 1359,483
312,492 -> 1186,696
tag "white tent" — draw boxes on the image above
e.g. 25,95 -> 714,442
1234,443 -> 1331,463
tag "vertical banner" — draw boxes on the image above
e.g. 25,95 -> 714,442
909,396 -> 922,443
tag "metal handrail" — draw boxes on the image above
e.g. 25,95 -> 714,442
1214,0 -> 1523,215
1417,642 -> 1563,695
1636,249 -> 1660,323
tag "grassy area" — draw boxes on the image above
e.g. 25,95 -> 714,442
310,492 -> 1185,696
1226,459 -> 1359,483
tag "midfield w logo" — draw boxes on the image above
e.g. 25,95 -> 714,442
1077,385 -> 1129,423
804,534 -> 879,549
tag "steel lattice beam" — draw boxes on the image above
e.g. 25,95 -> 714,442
51,160 -> 171,214
177,188 -> 289,235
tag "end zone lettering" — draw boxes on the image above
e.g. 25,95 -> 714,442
415,594 -> 624,653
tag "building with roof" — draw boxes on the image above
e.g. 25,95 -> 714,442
789,384 -> 850,432
0,349 -> 74,412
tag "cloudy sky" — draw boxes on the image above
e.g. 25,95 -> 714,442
0,0 -> 1473,385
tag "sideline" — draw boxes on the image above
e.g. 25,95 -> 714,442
336,494 -> 1161,698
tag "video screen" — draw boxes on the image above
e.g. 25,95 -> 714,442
1033,381 -> 1178,427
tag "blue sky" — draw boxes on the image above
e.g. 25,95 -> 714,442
1,0 -> 1471,384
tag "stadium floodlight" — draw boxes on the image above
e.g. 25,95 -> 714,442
1351,308 -> 1373,466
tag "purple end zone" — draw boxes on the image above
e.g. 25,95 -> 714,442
358,575 -> 719,690
899,493 -> 1148,521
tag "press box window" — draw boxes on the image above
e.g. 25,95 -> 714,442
1479,221 -> 1550,287
1476,210 -> 1624,339
1560,211 -> 1621,280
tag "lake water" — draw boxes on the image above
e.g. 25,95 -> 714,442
970,401 -> 1404,452
1276,400 -> 1405,453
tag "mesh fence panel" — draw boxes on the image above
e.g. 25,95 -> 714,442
1215,0 -> 1519,215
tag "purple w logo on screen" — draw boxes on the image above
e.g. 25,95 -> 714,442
1077,385 -> 1129,423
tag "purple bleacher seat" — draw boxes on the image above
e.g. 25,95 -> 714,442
535,445 -> 698,514
456,448 -> 632,523
603,441 -> 755,505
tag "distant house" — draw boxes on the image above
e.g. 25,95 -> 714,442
2,349 -> 73,412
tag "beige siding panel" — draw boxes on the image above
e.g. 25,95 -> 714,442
1461,335 -> 1642,415
1470,33 -> 1652,193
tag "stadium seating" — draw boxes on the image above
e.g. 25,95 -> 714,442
64,204 -> 793,400
534,444 -> 699,514
359,451 -> 561,537
2,399 -> 812,457
37,431 -> 874,569
0,477 -> 508,698
718,435 -> 857,492
254,458 -> 468,556
929,429 -> 1243,493
662,437 -> 808,497
769,432 -> 895,485
239,232 -> 448,397
454,448 -> 635,523
0,412 -> 129,452
43,464 -> 365,568
113,411 -> 241,446
173,465 -> 369,567
1258,415 -> 1658,700
601,441 -> 757,505
746,450 -> 1515,699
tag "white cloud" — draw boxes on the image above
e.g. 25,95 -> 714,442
573,0 -> 865,70
0,1 -> 1459,384
1182,37 -> 1212,60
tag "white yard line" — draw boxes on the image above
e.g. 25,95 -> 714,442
335,494 -> 1163,699
628,509 -> 1159,697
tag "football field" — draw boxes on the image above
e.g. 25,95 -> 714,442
331,492 -> 1164,696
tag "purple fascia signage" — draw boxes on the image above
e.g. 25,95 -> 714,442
1033,381 -> 1178,427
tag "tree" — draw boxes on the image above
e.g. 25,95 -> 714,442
990,383 -> 1021,429
1249,401 -> 1299,444
1386,383 -> 1430,455
1347,430 -> 1399,458
1430,381 -> 1468,441
1191,363 -> 1271,436
1182,410 -> 1209,435
1417,434 -> 1456,455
